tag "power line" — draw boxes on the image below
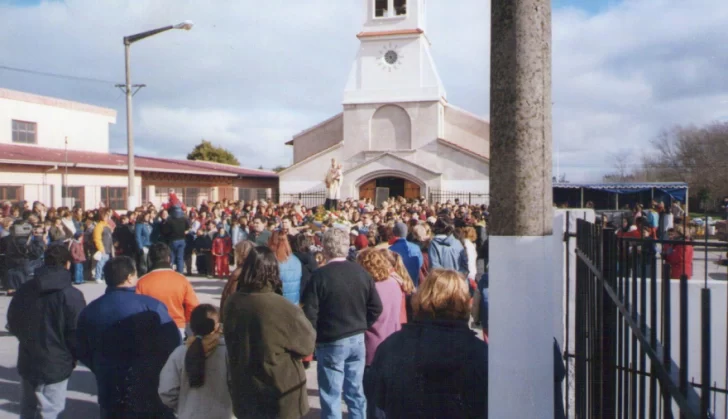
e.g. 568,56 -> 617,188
0,64 -> 117,85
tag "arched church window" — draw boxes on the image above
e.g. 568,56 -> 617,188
371,105 -> 412,150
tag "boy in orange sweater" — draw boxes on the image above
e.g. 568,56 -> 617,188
136,243 -> 199,338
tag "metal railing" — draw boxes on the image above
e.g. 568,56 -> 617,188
568,215 -> 727,418
427,190 -> 489,205
276,190 -> 327,208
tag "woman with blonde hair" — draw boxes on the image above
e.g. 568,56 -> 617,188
368,269 -> 488,418
357,249 -> 404,418
219,240 -> 254,322
381,249 -> 414,323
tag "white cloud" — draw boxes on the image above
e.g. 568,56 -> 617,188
0,0 -> 726,180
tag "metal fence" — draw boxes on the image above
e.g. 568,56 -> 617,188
427,190 -> 489,205
276,190 -> 327,208
567,215 -> 728,418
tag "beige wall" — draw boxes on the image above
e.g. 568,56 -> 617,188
343,101 -> 439,160
292,114 -> 343,164
371,105 -> 412,149
444,105 -> 490,159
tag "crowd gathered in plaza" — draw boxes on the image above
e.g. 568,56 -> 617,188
0,192 -> 492,419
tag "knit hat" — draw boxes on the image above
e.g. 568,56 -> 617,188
354,234 -> 369,250
393,222 -> 408,238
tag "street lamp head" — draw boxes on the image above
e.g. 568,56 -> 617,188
174,21 -> 194,30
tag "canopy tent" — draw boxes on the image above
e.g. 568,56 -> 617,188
553,182 -> 689,211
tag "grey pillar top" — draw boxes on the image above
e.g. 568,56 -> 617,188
489,0 -> 553,237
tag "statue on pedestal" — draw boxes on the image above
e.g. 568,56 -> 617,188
324,158 -> 343,211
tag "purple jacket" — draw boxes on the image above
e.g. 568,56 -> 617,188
365,276 -> 403,365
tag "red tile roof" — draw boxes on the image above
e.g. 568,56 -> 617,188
0,143 -> 277,178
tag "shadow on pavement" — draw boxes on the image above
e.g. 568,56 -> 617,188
0,365 -> 100,419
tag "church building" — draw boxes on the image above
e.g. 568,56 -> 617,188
278,0 -> 490,203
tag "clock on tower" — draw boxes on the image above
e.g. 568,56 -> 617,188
343,0 -> 445,105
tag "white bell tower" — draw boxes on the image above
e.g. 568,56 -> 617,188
343,0 -> 446,105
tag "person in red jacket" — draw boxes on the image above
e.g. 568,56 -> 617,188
211,226 -> 231,279
663,226 -> 694,279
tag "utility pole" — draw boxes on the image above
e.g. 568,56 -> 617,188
116,21 -> 194,210
488,0 -> 555,417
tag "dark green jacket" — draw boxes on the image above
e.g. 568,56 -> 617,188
223,284 -> 316,419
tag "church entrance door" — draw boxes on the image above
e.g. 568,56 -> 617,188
358,177 -> 421,201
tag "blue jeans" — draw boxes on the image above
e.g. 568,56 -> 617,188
72,262 -> 84,284
20,377 -> 68,419
171,239 -> 186,274
316,333 -> 367,419
94,253 -> 110,281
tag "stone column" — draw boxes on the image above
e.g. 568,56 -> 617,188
488,0 -> 555,417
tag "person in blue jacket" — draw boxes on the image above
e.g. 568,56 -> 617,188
389,222 -> 423,288
76,256 -> 181,418
428,215 -> 469,278
134,212 -> 153,276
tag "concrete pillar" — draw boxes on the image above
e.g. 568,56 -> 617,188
489,0 -> 554,417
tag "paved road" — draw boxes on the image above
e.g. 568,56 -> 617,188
0,276 -> 339,419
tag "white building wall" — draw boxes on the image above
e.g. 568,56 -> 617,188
0,169 -> 140,211
0,89 -> 116,153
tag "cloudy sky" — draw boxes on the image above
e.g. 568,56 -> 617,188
1,0 -> 727,182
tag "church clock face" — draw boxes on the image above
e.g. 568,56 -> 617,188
378,43 -> 403,71
384,50 -> 398,64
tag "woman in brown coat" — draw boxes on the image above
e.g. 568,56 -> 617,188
223,246 -> 316,419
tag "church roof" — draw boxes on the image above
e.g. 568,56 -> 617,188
437,138 -> 490,162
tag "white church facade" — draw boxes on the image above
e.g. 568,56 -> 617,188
279,0 -> 490,203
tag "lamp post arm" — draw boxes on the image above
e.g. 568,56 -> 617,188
124,25 -> 175,45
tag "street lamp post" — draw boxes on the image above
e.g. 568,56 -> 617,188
119,21 -> 194,210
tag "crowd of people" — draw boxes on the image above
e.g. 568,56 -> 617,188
1,192 -> 492,419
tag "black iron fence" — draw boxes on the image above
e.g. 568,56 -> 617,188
276,190 -> 327,208
567,215 -> 727,418
427,190 -> 489,205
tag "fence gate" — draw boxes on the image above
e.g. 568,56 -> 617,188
570,218 -> 716,418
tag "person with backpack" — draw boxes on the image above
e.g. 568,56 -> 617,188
158,304 -> 232,419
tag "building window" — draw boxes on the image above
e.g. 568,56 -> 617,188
101,187 -> 127,210
394,0 -> 406,15
375,0 -> 387,17
62,186 -> 85,209
239,188 -> 269,202
375,0 -> 406,18
0,186 -> 22,202
12,120 -> 37,144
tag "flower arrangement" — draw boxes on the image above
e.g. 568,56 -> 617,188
312,206 -> 352,230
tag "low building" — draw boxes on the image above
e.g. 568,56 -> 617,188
0,88 -> 277,210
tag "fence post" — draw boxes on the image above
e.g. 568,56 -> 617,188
600,228 -> 618,419
469,193 -> 472,205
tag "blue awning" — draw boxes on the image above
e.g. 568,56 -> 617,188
552,182 -> 689,202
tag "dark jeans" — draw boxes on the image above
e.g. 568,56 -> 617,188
170,240 -> 186,274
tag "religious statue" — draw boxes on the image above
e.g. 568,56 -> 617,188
324,158 -> 343,210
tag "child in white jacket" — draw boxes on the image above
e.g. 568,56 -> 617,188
158,304 -> 233,419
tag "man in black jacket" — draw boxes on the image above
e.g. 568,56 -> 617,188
301,227 -> 382,419
7,244 -> 87,419
160,206 -> 190,274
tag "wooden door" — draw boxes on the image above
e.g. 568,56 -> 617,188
404,180 -> 421,201
359,180 -> 376,201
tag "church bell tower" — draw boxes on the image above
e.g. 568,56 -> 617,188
343,0 -> 446,105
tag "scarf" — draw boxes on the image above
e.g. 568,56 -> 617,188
185,331 -> 222,356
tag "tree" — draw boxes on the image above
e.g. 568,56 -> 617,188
187,140 -> 240,166
272,165 -> 288,173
